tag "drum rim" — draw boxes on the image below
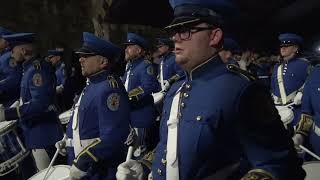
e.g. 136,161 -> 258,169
29,165 -> 71,179
0,150 -> 30,175
303,161 -> 320,165
0,120 -> 17,136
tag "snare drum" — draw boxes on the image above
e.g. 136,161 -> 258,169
275,105 -> 294,128
59,109 -> 73,125
0,121 -> 29,176
28,165 -> 70,180
302,161 -> 320,180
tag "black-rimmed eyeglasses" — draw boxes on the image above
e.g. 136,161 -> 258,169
167,26 -> 215,41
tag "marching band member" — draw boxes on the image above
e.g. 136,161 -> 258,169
116,0 -> 306,179
56,32 -> 130,179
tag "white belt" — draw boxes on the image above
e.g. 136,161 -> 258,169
65,138 -> 99,148
273,91 -> 297,105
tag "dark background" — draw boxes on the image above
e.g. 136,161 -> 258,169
109,0 -> 320,54
1,0 -> 320,55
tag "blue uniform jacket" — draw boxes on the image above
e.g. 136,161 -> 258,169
271,58 -> 310,99
151,56 -> 305,180
299,65 -> 320,155
0,51 -> 22,107
4,57 -> 63,148
0,49 -> 12,80
66,70 -> 130,180
271,58 -> 310,125
122,58 -> 159,128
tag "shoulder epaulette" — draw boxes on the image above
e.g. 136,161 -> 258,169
32,60 -> 41,70
226,64 -> 256,81
107,75 -> 119,89
138,148 -> 156,170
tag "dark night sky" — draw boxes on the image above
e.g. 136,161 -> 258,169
109,0 -> 320,54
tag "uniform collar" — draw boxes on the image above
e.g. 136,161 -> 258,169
88,69 -> 110,83
160,51 -> 174,59
129,57 -> 144,68
56,61 -> 63,67
188,54 -> 222,81
22,56 -> 38,70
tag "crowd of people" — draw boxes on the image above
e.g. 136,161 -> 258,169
0,0 -> 319,180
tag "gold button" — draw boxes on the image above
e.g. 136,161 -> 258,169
164,149 -> 167,153
183,93 -> 189,98
181,102 -> 185,108
161,158 -> 167,165
185,84 -> 191,89
196,116 -> 202,121
178,112 -> 182,117
157,169 -> 162,176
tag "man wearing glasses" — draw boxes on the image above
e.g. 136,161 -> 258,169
116,0 -> 305,180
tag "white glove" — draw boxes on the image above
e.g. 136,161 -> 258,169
0,104 -> 5,122
163,80 -> 171,91
56,85 -> 64,94
152,92 -> 165,105
55,137 -> 67,156
10,101 -> 20,108
293,92 -> 303,105
292,134 -> 304,147
69,164 -> 87,180
116,160 -> 144,180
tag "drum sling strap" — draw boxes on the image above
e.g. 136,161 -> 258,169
166,83 -> 184,180
72,90 -> 84,157
277,64 -> 288,104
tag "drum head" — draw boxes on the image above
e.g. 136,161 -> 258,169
0,121 -> 17,136
303,161 -> 320,180
28,165 -> 70,180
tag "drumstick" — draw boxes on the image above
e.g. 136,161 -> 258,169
126,146 -> 133,162
43,135 -> 67,180
299,145 -> 320,160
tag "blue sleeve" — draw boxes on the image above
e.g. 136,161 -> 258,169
0,70 -> 21,92
130,62 -> 159,101
237,82 -> 305,179
295,68 -> 316,136
74,88 -> 130,171
5,69 -> 55,120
